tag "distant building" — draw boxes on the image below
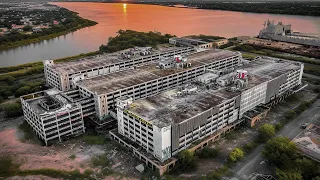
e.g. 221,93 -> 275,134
213,39 -> 229,47
169,37 -> 213,49
258,20 -> 320,47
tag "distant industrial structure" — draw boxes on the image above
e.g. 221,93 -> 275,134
258,20 -> 320,47
169,37 -> 229,49
21,37 -> 305,175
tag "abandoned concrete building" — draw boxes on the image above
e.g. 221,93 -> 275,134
20,40 -> 305,174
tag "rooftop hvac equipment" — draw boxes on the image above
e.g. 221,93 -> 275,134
235,78 -> 248,90
174,55 -> 182,63
236,70 -> 248,79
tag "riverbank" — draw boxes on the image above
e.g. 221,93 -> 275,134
0,18 -> 97,51
0,3 -> 98,51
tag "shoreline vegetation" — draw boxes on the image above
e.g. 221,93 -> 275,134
101,1 -> 320,16
0,5 -> 97,51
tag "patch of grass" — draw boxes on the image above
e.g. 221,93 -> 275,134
242,53 -> 257,59
0,156 -> 20,177
203,165 -> 230,180
69,154 -> 76,160
91,154 -> 110,167
18,168 -> 92,179
0,156 -> 92,179
84,169 -> 94,175
18,120 -> 38,143
82,135 -> 105,145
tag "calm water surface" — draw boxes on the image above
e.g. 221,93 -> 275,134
1,2 -> 320,67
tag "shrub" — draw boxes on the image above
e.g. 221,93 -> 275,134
228,148 -> 244,163
242,142 -> 257,153
276,168 -> 303,180
2,102 -> 22,117
258,124 -> 276,142
284,110 -> 296,120
275,122 -> 284,132
69,154 -> 76,160
197,147 -> 219,159
15,86 -> 31,97
205,165 -> 230,180
84,169 -> 94,175
174,150 -> 197,172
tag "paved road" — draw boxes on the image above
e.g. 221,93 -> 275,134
231,98 -> 320,180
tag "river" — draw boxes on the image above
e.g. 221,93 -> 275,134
1,2 -> 319,67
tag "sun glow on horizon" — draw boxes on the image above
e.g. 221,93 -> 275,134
123,3 -> 127,13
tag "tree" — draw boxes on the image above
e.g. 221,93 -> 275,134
15,86 -> 31,97
228,148 -> 244,163
23,25 -> 33,32
262,137 -> 297,168
3,102 -> 22,118
258,124 -> 275,142
176,150 -> 197,172
276,168 -> 303,180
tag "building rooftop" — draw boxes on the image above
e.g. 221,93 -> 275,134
241,57 -> 301,79
124,57 -> 302,128
24,89 -> 80,116
77,49 -> 240,94
51,46 -> 184,74
127,87 -> 234,127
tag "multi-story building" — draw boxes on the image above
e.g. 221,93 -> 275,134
20,89 -> 94,145
22,46 -> 242,145
74,49 -> 241,123
110,57 -> 304,175
169,37 -> 214,49
43,46 -> 195,91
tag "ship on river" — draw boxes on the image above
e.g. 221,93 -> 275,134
258,20 -> 320,47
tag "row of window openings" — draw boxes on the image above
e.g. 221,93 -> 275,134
124,130 -> 154,147
123,123 -> 153,137
124,116 -> 153,130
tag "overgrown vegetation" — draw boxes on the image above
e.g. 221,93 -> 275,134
201,164 -> 231,180
258,123 -> 275,143
2,102 -> 23,117
0,51 -> 100,103
99,30 -> 174,53
69,154 -> 76,160
228,148 -> 244,163
91,154 -> 110,167
82,134 -> 105,145
171,150 -> 197,173
185,34 -> 225,42
197,147 -> 219,159
263,136 -> 320,180
0,156 -> 93,179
